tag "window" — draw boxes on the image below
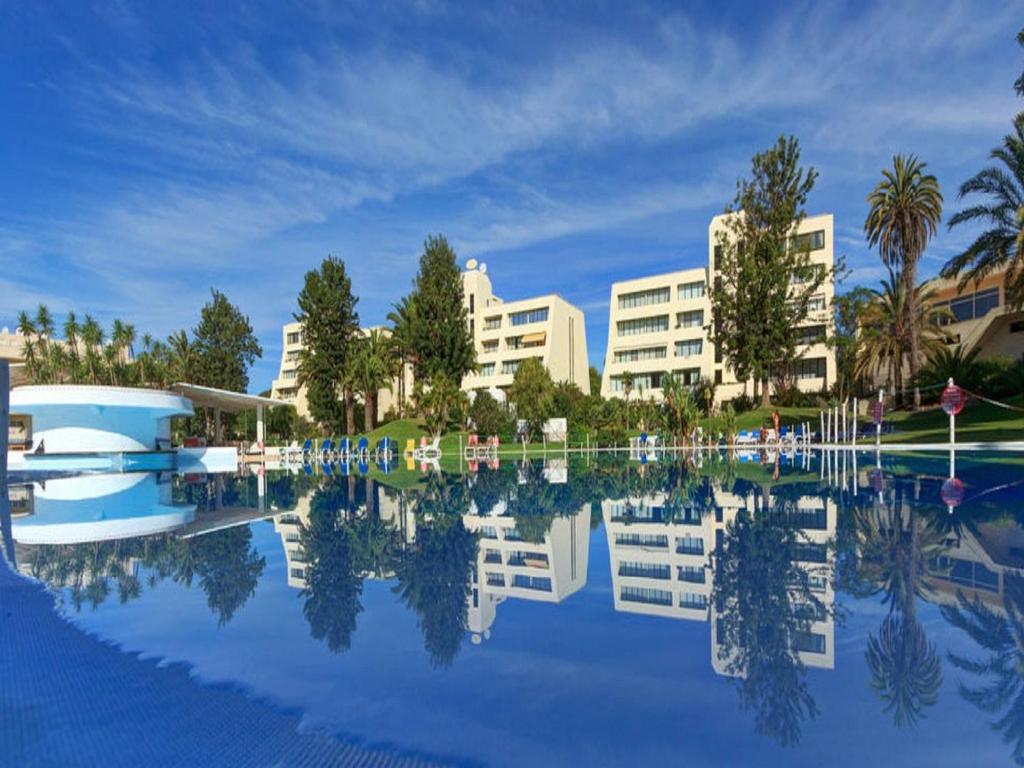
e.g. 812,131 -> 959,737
486,573 -> 505,587
512,574 -> 552,592
510,307 -> 549,326
484,316 -> 501,331
618,286 -> 670,309
679,592 -> 709,610
791,357 -> 826,380
469,293 -> 475,314
806,295 -> 827,312
290,568 -> 305,579
283,370 -> 296,380
936,287 -> 1000,323
792,632 -> 826,654
621,586 -> 672,606
480,526 -> 498,539
712,245 -> 721,268
676,310 -> 704,329
610,371 -> 664,391
482,339 -> 498,352
714,369 -> 723,385
675,339 -> 703,358
677,281 -> 705,300
618,561 -> 671,579
613,346 -> 667,364
285,350 -> 300,362
674,367 -> 701,386
286,331 -> 301,345
479,363 -> 495,377
676,535 -> 704,555
793,542 -> 828,563
614,533 -> 669,548
678,565 -> 706,584
795,325 -> 826,346
617,315 -> 669,336
502,358 -> 540,375
791,229 -> 825,252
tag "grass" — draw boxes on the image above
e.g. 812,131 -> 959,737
882,395 -> 1024,444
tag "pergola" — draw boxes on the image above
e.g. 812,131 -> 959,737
170,383 -> 284,446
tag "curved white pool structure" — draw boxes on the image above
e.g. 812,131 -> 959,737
12,472 -> 197,545
11,385 -> 194,454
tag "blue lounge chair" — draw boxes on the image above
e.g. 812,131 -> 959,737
321,461 -> 333,476
337,437 -> 352,459
377,457 -> 392,475
358,459 -> 369,475
303,462 -> 313,476
357,436 -> 369,457
301,438 -> 313,457
319,438 -> 333,462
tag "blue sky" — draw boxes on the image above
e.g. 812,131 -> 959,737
1,1 -> 1021,393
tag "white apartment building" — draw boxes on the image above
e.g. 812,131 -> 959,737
463,498 -> 591,642
270,322 -> 412,423
601,213 -> 836,404
462,260 -> 590,397
603,485 -> 835,674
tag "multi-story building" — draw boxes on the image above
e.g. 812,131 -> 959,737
603,483 -> 836,674
461,260 -> 590,397
463,496 -> 591,642
269,322 -> 412,423
601,213 -> 836,404
926,268 -> 1024,361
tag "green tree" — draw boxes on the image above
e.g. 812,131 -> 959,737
386,295 -> 419,416
394,516 -> 477,668
508,358 -> 555,441
295,257 -> 361,434
407,235 -> 476,382
944,114 -> 1024,310
832,287 -> 875,401
709,135 -> 830,407
416,374 -> 462,437
865,155 -> 943,410
192,288 -> 262,392
469,389 -> 510,436
589,365 -> 602,397
661,372 -> 700,443
350,329 -> 393,431
174,527 -> 266,626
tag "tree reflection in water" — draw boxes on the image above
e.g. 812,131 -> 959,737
711,486 -> 828,747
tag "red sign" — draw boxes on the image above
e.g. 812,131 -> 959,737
941,478 -> 965,508
873,401 -> 883,425
941,385 -> 966,416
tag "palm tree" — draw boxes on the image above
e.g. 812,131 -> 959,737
865,155 -> 944,410
16,310 -> 39,383
387,296 -> 419,417
855,276 -> 949,405
865,613 -> 943,728
944,114 -> 1024,310
621,370 -> 634,430
942,574 -> 1024,765
63,311 -> 81,383
80,315 -> 104,384
351,330 -> 394,432
34,304 -> 55,381
166,329 -> 195,383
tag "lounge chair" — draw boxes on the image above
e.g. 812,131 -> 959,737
404,438 -> 416,458
319,438 -> 333,462
301,438 -> 313,458
357,436 -> 370,457
413,436 -> 441,460
337,437 -> 352,460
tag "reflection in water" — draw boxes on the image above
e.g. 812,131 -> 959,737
7,451 -> 1024,763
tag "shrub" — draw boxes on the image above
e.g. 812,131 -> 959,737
728,393 -> 755,414
469,390 -> 511,436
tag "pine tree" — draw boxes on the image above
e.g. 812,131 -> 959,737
295,257 -> 361,434
408,235 -> 476,383
192,289 -> 262,392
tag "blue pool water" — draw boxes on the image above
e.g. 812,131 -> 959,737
3,451 -> 1024,766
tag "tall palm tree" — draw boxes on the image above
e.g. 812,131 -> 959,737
387,296 -> 419,416
621,370 -> 634,430
944,114 -> 1024,310
80,315 -> 104,385
166,329 -> 195,383
942,574 -> 1024,765
63,311 -> 81,383
855,276 -> 949,405
351,330 -> 393,432
16,310 -> 39,383
865,155 -> 943,410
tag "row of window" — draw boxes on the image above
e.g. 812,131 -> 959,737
286,331 -> 302,345
791,229 -> 826,253
509,307 -> 549,326
620,586 -> 708,609
615,281 -> 706,310
613,346 -> 667,364
609,368 -> 702,391
618,315 -> 669,336
935,287 -> 1000,324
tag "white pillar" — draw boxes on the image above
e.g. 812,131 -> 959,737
1,360 -> 13,566
948,377 -> 956,448
842,402 -> 847,445
852,398 -> 858,447
875,388 -> 883,450
820,411 -> 825,445
256,405 -> 265,450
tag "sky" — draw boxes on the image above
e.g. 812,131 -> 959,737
1,1 -> 1022,393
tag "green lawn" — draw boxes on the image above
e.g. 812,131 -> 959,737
883,396 -> 1024,444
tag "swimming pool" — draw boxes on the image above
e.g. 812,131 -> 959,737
3,451 -> 1022,766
